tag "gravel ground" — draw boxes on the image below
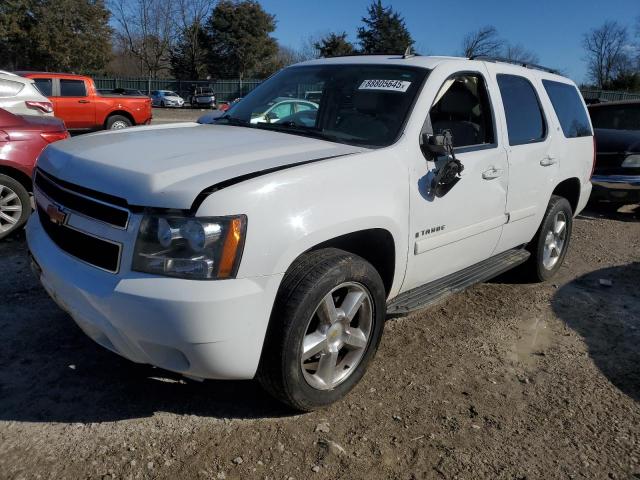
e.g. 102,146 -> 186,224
0,205 -> 639,480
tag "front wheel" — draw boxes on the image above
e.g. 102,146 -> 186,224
522,195 -> 573,281
0,174 -> 30,240
258,248 -> 386,411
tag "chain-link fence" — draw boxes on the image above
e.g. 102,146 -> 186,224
581,89 -> 640,102
93,77 -> 262,103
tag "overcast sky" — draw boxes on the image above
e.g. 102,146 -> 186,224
260,0 -> 639,84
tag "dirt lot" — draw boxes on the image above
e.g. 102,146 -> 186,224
0,205 -> 639,480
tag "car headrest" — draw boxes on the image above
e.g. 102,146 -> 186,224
439,83 -> 478,116
353,91 -> 385,114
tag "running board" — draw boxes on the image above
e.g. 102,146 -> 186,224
387,248 -> 530,316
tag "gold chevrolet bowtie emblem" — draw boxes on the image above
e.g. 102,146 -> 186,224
46,203 -> 67,225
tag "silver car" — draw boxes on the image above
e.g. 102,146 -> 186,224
151,90 -> 185,108
0,71 -> 54,116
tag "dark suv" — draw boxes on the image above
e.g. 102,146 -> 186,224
588,100 -> 640,205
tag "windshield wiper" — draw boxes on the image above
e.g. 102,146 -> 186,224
255,121 -> 328,141
215,115 -> 252,127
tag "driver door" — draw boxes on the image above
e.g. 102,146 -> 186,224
402,68 -> 509,292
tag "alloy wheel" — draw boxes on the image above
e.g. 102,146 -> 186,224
300,282 -> 373,390
542,211 -> 567,270
0,184 -> 23,233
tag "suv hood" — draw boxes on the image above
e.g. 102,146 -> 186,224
37,123 -> 364,209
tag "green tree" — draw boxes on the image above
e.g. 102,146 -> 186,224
357,0 -> 414,55
171,23 -> 209,79
0,0 -> 112,72
314,32 -> 354,58
204,0 -> 278,81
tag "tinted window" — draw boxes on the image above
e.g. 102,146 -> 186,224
430,73 -> 495,148
589,104 -> 640,131
542,80 -> 592,138
60,79 -> 86,97
34,78 -> 52,96
497,74 -> 546,145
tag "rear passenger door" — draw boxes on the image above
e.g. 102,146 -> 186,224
486,66 -> 559,252
54,79 -> 95,129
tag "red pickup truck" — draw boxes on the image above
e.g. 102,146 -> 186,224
19,73 -> 152,131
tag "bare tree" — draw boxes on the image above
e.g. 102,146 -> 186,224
110,0 -> 176,78
583,20 -> 629,88
503,44 -> 540,64
170,0 -> 212,79
461,25 -> 502,58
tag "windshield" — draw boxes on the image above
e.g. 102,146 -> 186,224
216,64 -> 429,147
163,91 -> 178,97
589,103 -> 640,131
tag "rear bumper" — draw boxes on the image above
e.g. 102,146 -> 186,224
590,174 -> 640,203
26,214 -> 283,380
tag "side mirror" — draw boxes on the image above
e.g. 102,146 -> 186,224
420,132 -> 448,157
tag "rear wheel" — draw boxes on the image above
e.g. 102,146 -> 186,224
258,248 -> 386,411
0,174 -> 30,240
106,115 -> 132,130
522,195 -> 573,281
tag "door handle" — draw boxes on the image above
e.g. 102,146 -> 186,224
482,167 -> 503,180
78,99 -> 90,104
540,156 -> 557,167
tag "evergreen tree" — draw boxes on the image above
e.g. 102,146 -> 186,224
204,0 -> 278,80
0,0 -> 112,72
314,32 -> 355,58
357,1 -> 414,55
171,23 -> 209,80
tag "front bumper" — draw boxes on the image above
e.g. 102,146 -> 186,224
26,214 -> 283,380
590,174 -> 640,203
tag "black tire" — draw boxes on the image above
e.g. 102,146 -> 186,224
0,174 -> 30,240
522,195 -> 573,281
160,100 -> 166,108
105,115 -> 132,130
258,248 -> 386,411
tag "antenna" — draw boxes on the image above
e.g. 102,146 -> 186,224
403,45 -> 414,59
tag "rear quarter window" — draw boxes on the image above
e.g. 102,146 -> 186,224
497,74 -> 547,146
33,78 -> 52,96
542,80 -> 592,138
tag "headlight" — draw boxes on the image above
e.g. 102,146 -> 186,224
622,154 -> 640,168
133,214 -> 247,279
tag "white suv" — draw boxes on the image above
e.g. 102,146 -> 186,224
0,71 -> 54,116
27,56 -> 594,410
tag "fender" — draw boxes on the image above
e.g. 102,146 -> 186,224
195,148 -> 410,298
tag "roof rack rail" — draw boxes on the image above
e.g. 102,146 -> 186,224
469,56 -> 558,74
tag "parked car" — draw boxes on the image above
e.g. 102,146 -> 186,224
27,56 -> 593,411
19,72 -> 152,130
151,90 -> 185,108
98,87 -> 146,97
588,100 -> 640,205
189,87 -> 216,109
0,108 -> 68,239
0,71 -> 54,117
249,98 -> 318,124
217,97 -> 242,112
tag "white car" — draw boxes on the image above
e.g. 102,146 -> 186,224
27,55 -> 594,411
151,90 -> 184,108
0,71 -> 54,116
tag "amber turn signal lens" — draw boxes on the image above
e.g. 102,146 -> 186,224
218,218 -> 244,278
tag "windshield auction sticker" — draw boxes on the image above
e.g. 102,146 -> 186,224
358,79 -> 412,92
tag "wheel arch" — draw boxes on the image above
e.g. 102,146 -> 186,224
0,165 -> 32,192
305,228 -> 396,297
551,177 -> 581,215
104,110 -> 135,128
